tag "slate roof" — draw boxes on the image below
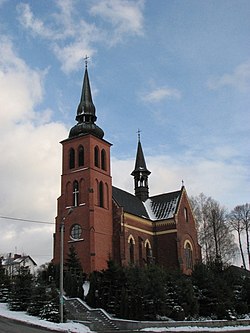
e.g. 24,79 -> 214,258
112,186 -> 182,221
112,186 -> 149,218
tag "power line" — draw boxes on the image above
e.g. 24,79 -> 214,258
0,215 -> 53,225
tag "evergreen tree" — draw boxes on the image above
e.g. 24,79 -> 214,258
8,268 -> 33,311
0,262 -> 10,303
40,283 -> 64,323
27,282 -> 47,316
64,245 -> 85,299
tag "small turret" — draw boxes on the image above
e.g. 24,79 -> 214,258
131,132 -> 151,201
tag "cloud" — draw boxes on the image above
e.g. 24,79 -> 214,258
17,3 -> 56,39
0,36 -> 67,265
207,60 -> 250,92
112,147 -> 248,210
89,0 -> 145,41
16,1 -> 145,72
141,86 -> 181,103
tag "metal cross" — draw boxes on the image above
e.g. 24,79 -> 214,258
84,55 -> 89,68
137,128 -> 141,142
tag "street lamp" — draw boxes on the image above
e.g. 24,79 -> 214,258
60,208 -> 73,323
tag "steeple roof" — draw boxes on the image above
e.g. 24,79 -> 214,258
69,64 -> 104,139
76,67 -> 96,122
131,139 -> 151,176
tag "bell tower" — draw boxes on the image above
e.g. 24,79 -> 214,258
131,132 -> 151,201
53,63 -> 113,274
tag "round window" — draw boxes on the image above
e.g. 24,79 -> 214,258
70,224 -> 82,240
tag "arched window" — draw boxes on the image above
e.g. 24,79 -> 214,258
101,149 -> 106,170
73,180 -> 79,206
69,148 -> 75,169
99,181 -> 104,208
184,207 -> 188,222
94,146 -> 99,167
129,237 -> 135,264
138,237 -> 143,266
145,240 -> 152,265
78,145 -> 84,167
184,241 -> 193,270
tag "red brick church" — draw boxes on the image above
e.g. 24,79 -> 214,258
53,65 -> 201,275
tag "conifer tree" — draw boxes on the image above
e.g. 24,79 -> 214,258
40,283 -> 63,323
27,282 -> 47,316
64,245 -> 85,299
0,261 -> 10,302
8,268 -> 33,311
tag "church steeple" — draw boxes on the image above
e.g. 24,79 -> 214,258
69,62 -> 104,139
131,132 -> 151,201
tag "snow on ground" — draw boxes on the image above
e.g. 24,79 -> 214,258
141,325 -> 250,332
1,302 -> 250,332
0,303 -> 91,332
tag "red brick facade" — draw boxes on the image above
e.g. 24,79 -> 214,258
112,189 -> 201,275
52,68 -> 201,275
53,134 -> 113,273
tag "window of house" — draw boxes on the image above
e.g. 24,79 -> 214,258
129,238 -> 134,264
185,242 -> 193,269
94,146 -> 99,167
138,237 -> 143,266
145,241 -> 152,265
78,145 -> 84,167
73,180 -> 79,206
99,181 -> 104,207
69,148 -> 75,169
101,149 -> 106,170
70,224 -> 82,240
184,207 -> 188,222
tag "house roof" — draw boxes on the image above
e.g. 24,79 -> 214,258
112,186 -> 182,221
112,186 -> 149,218
2,255 -> 37,267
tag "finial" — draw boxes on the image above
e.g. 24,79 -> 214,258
137,128 -> 141,142
84,55 -> 89,69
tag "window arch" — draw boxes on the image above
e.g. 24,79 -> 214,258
66,181 -> 72,207
101,149 -> 106,170
78,145 -> 84,167
138,237 -> 143,266
99,181 -> 104,208
128,235 -> 135,264
73,180 -> 79,207
184,207 -> 188,222
69,148 -> 75,169
94,146 -> 99,167
184,240 -> 193,270
145,240 -> 152,265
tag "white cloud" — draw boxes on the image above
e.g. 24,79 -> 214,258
207,60 -> 250,92
112,148 -> 248,211
0,36 -> 67,265
141,86 -> 181,103
17,3 -> 56,39
16,1 -> 145,72
89,0 -> 144,41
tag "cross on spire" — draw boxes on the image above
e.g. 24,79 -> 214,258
84,55 -> 89,68
137,128 -> 141,142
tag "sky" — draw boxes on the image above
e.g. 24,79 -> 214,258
0,0 -> 249,267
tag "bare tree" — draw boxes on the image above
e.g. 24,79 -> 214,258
190,193 -> 238,264
227,205 -> 247,269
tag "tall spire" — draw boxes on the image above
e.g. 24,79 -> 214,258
131,133 -> 151,201
69,58 -> 104,139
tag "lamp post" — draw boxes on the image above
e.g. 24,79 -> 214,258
59,208 -> 73,323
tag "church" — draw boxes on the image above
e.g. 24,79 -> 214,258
52,65 -> 201,275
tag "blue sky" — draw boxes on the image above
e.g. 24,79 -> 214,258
0,0 -> 249,265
